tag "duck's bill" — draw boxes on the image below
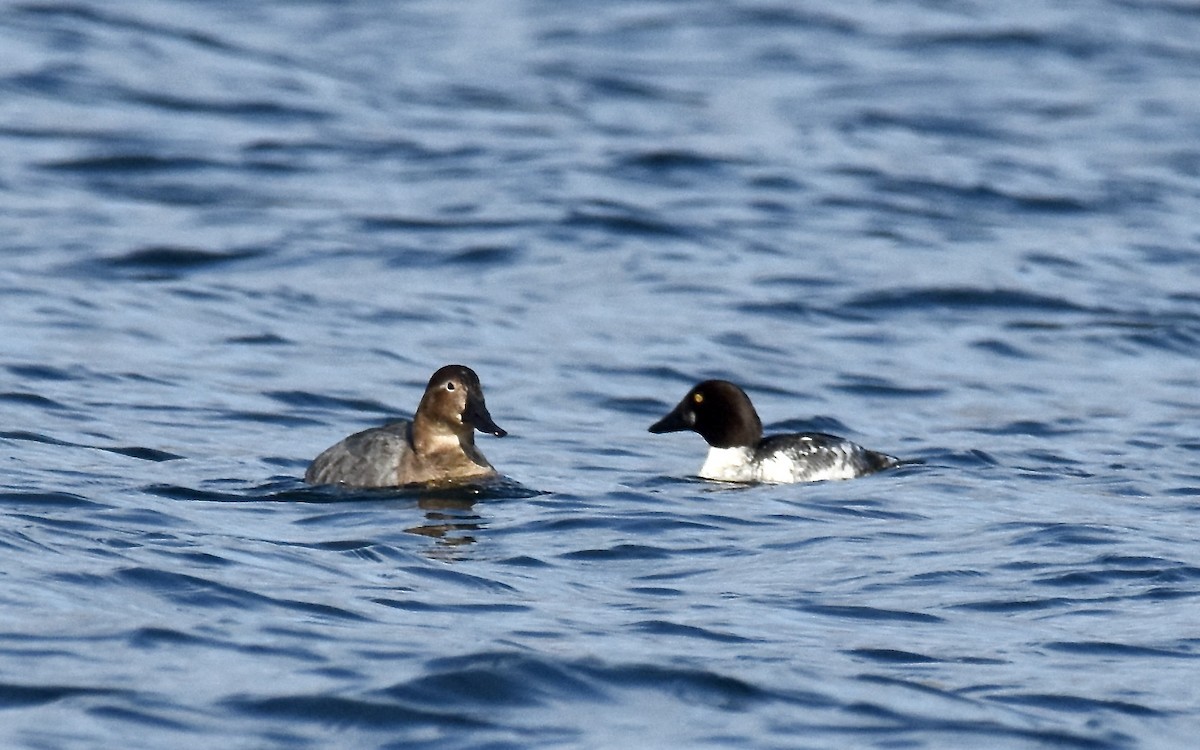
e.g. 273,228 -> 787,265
648,405 -> 690,434
465,395 -> 507,437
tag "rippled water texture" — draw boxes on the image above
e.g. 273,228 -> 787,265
3,1 -> 1200,748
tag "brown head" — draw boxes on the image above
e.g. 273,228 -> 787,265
413,365 -> 507,448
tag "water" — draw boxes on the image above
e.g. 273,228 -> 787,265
2,0 -> 1200,747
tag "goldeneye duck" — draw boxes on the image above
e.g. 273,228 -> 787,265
305,364 -> 507,488
648,379 -> 899,484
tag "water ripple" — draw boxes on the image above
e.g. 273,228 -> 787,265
4,0 -> 1200,747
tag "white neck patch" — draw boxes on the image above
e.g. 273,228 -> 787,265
698,446 -> 758,482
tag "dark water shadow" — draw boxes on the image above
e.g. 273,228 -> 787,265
143,477 -> 544,559
143,475 -> 542,504
1,429 -> 185,462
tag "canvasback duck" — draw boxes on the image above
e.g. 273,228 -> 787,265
305,364 -> 506,488
649,379 -> 899,483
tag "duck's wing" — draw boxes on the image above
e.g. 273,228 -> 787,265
757,432 -> 900,482
304,421 -> 411,488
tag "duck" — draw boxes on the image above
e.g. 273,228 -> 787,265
649,379 -> 899,483
305,364 -> 506,488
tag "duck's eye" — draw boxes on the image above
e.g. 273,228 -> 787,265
445,382 -> 456,392
693,392 -> 704,404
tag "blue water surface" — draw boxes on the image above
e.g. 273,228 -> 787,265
3,1 -> 1200,748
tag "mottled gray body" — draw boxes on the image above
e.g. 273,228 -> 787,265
305,420 -> 497,487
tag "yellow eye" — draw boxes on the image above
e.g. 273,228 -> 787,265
693,392 -> 704,404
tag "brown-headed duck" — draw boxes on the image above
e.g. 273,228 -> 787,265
305,364 -> 506,488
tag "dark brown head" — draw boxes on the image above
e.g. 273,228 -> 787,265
417,364 -> 507,439
648,380 -> 763,448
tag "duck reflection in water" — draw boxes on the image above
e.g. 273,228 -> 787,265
403,491 -> 486,558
